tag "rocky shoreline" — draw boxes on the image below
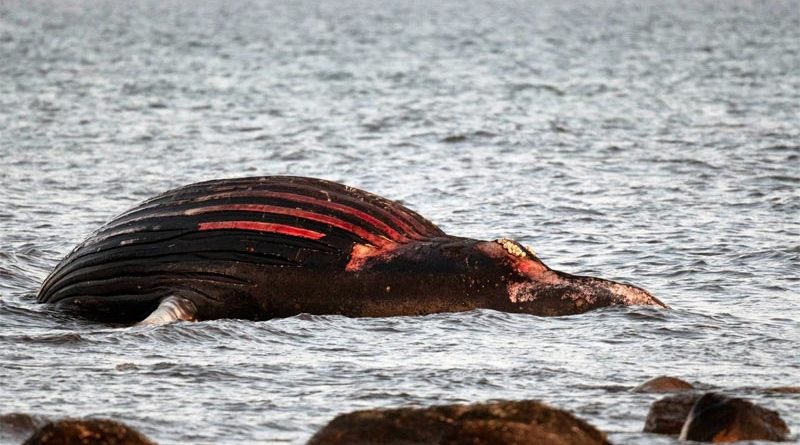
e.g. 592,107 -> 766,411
2,377 -> 793,445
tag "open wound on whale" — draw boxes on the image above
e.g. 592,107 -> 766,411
139,296 -> 198,325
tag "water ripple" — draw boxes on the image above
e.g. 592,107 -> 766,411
2,0 -> 799,444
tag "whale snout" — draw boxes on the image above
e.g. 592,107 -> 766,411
621,283 -> 664,307
561,273 -> 668,310
506,270 -> 667,316
601,279 -> 667,308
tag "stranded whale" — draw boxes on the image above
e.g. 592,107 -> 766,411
38,176 -> 666,323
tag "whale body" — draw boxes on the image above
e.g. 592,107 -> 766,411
38,176 -> 666,324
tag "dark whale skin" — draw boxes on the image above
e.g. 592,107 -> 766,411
38,176 -> 666,323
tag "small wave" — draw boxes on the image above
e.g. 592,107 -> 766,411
571,383 -> 631,393
0,298 -> 97,330
232,126 -> 263,133
142,362 -> 242,381
756,174 -> 800,184
439,131 -> 497,143
316,71 -> 354,81
9,332 -> 84,345
651,157 -> 720,170
508,82 -> 565,96
116,362 -> 139,371
762,144 -> 799,153
615,306 -> 675,322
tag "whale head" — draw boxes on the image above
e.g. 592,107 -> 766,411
477,239 -> 667,316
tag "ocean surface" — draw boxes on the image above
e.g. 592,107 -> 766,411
1,0 -> 798,443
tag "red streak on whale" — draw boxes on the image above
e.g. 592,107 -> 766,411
188,203 -> 389,246
188,190 -> 417,241
198,221 -> 325,240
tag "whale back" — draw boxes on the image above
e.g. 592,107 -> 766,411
38,176 -> 446,310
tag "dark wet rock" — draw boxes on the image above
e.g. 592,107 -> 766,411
643,393 -> 701,435
680,393 -> 789,442
0,413 -> 49,442
765,386 -> 800,394
633,376 -> 694,393
443,420 -> 589,445
307,400 -> 610,445
22,419 -> 156,445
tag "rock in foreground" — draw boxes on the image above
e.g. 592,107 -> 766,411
0,413 -> 50,443
307,400 -> 610,445
680,393 -> 789,443
23,419 -> 156,445
644,393 -> 701,435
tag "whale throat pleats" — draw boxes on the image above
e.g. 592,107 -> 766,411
37,176 -> 446,311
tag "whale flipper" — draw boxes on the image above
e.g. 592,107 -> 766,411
138,296 -> 198,326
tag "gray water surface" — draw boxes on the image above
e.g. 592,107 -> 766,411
1,1 -> 799,444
